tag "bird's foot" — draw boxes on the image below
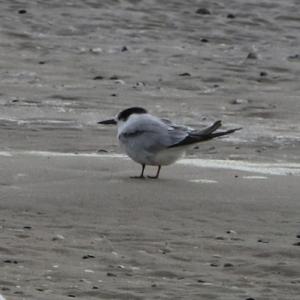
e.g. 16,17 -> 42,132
130,175 -> 145,179
147,175 -> 159,179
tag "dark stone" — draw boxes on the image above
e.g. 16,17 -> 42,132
210,263 -> 219,267
82,255 -> 95,259
258,239 -> 269,243
110,93 -> 117,97
39,61 -> 46,65
4,259 -> 18,264
68,295 -> 76,298
234,175 -> 239,178
109,75 -> 119,80
260,71 -> 268,77
224,263 -> 234,267
106,272 -> 117,277
18,9 -> 27,14
134,81 -> 146,87
201,38 -> 209,43
3,259 -> 12,264
178,72 -> 191,76
230,98 -> 249,105
227,13 -> 236,19
97,149 -> 108,153
151,283 -> 157,287
247,52 -> 258,59
287,54 -> 300,60
197,279 -> 206,283
296,234 -> 300,238
93,75 -> 104,80
121,46 -> 128,52
293,242 -> 300,246
92,286 -> 99,289
14,291 -> 24,295
245,298 -> 256,300
196,8 -> 211,15
230,237 -> 244,241
23,226 -> 32,230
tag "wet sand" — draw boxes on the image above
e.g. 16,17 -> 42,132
1,152 -> 300,300
1,0 -> 300,299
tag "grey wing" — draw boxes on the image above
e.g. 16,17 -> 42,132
161,118 -> 194,132
119,117 -> 188,152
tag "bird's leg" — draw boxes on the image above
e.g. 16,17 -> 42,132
131,164 -> 146,179
148,165 -> 161,179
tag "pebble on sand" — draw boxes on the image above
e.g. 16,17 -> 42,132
4,259 -> 18,264
230,98 -> 249,105
97,149 -> 108,153
18,9 -> 27,14
247,52 -> 258,59
258,238 -> 270,243
260,71 -> 268,77
196,8 -> 211,15
93,75 -> 104,80
224,263 -> 234,268
215,236 -> 226,240
178,72 -> 191,76
109,75 -> 119,80
82,255 -> 95,259
227,13 -> 236,19
52,234 -> 65,241
287,54 -> 300,61
210,263 -> 219,267
135,81 -> 146,87
197,279 -> 206,283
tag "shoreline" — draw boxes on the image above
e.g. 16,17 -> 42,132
2,150 -> 300,177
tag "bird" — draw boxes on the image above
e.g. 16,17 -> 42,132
98,107 -> 241,179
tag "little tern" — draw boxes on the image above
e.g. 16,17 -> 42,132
98,107 -> 241,179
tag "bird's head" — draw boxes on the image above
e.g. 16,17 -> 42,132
98,107 -> 148,126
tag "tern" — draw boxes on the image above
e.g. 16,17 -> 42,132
98,107 -> 241,179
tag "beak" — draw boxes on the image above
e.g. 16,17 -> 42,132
98,118 -> 117,125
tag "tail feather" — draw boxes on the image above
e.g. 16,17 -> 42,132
208,127 -> 242,139
168,123 -> 241,148
200,120 -> 222,135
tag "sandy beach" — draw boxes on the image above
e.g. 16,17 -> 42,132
1,152 -> 300,300
1,0 -> 300,299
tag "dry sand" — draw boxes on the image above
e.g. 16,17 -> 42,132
1,0 -> 300,299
